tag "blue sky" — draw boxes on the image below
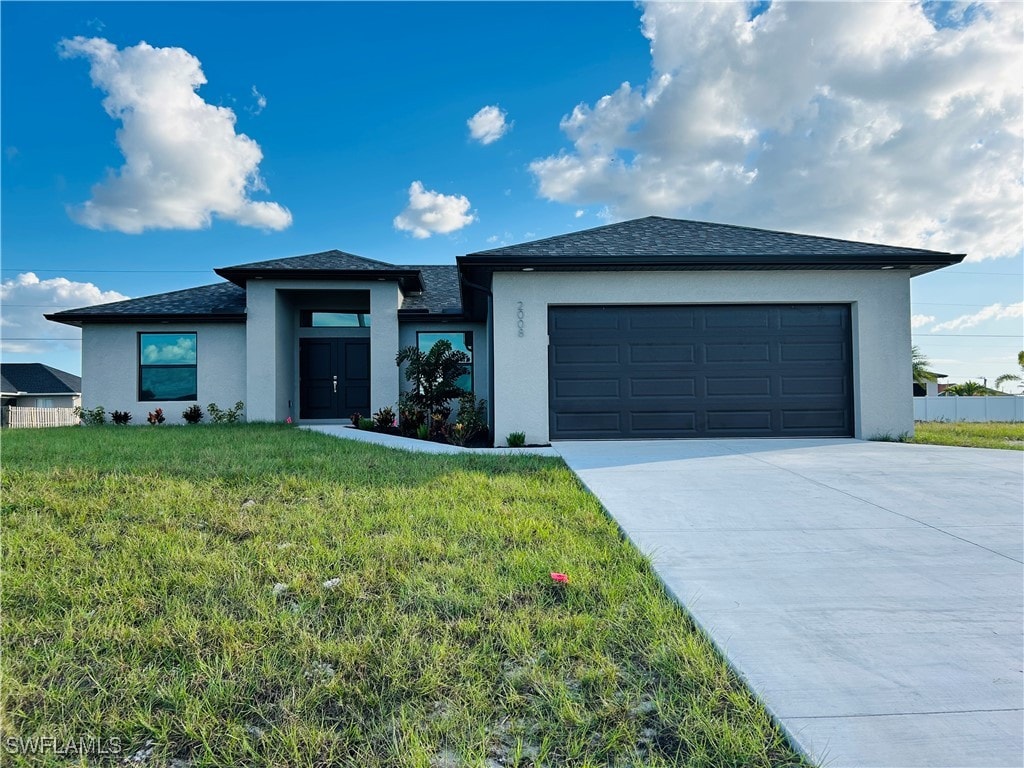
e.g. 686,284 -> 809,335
2,1 -> 1021,387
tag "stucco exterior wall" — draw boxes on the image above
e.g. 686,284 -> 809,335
490,270 -> 913,445
81,323 -> 246,424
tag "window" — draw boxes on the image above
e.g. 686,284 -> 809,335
139,333 -> 197,401
35,398 -> 54,408
417,331 -> 473,393
300,311 -> 371,327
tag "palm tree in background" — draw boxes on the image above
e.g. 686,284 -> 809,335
994,350 -> 1024,392
912,345 -> 938,385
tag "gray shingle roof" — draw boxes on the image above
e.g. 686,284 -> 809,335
1,363 -> 81,395
47,283 -> 246,324
400,265 -> 462,314
469,216 -> 957,258
220,249 -> 397,272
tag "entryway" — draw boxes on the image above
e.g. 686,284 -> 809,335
299,338 -> 370,419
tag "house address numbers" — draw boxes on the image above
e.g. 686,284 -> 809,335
516,301 -> 525,337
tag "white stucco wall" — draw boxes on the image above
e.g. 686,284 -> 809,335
245,279 -> 400,422
81,323 -> 246,424
490,270 -> 913,445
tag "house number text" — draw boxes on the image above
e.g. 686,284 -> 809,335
516,302 -> 525,337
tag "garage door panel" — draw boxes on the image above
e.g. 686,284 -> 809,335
703,308 -> 771,329
779,305 -> 849,328
781,409 -> 850,430
705,376 -> 772,397
706,410 -> 774,432
628,308 -> 696,330
779,342 -> 846,362
554,412 -> 621,435
630,378 -> 695,397
554,378 -> 620,398
549,304 -> 853,439
782,376 -> 848,396
629,344 -> 694,364
630,411 -> 697,434
705,342 -> 771,363
553,344 -> 620,365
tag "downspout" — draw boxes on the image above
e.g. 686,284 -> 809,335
459,273 -> 495,445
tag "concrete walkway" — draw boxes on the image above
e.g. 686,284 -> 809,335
554,438 -> 1023,768
302,424 -> 559,456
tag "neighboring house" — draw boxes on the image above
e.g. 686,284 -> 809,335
1,363 -> 82,426
913,372 -> 947,397
47,217 -> 963,444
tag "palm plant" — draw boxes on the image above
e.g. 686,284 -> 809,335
912,345 -> 938,384
943,380 -> 984,396
994,350 -> 1023,392
395,339 -> 470,424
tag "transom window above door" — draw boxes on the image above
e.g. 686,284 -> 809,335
300,311 -> 371,328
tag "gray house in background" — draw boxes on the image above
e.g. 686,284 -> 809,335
47,217 -> 963,444
1,363 -> 82,426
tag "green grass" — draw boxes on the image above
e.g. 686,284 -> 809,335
1,425 -> 803,767
910,421 -> 1024,450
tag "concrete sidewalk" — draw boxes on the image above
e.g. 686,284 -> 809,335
554,438 -> 1023,768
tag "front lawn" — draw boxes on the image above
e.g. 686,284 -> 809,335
911,420 -> 1024,450
1,425 -> 802,767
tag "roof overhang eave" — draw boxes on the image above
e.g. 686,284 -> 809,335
214,267 -> 425,292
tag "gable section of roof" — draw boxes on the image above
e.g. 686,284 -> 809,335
220,249 -> 398,272
0,363 -> 81,394
215,249 -> 425,292
46,282 -> 246,326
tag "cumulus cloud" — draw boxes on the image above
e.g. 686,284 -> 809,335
58,36 -> 292,233
393,181 -> 475,238
530,2 -> 1023,261
0,272 -> 128,353
911,314 -> 936,328
931,301 -> 1023,331
467,105 -> 511,144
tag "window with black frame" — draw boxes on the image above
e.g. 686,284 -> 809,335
138,333 -> 198,401
417,331 -> 473,393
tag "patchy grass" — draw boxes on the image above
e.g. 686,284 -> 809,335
911,421 -> 1024,450
1,425 -> 803,768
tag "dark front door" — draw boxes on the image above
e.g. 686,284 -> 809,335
299,338 -> 370,419
548,304 -> 854,439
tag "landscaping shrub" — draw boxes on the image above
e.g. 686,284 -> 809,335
110,410 -> 132,425
181,404 -> 204,424
207,401 -> 244,423
372,406 -> 397,433
72,405 -> 106,426
416,423 -> 429,441
507,431 -> 526,448
349,412 -> 362,427
358,417 -> 374,431
146,408 -> 165,425
396,339 -> 468,426
397,392 -> 426,437
454,393 -> 488,446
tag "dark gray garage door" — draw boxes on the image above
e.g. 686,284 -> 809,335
549,304 -> 853,439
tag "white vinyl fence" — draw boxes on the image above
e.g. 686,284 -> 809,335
3,406 -> 80,428
914,396 -> 1024,423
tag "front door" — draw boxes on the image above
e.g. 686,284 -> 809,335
299,338 -> 370,419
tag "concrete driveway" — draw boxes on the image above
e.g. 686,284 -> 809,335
554,439 -> 1023,768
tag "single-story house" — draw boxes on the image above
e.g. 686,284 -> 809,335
1,363 -> 82,427
47,216 -> 963,444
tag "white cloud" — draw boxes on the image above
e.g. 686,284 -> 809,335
250,85 -> 267,116
0,272 -> 128,353
530,2 -> 1023,261
574,209 -> 585,218
467,105 -> 511,145
931,302 -> 1024,331
911,314 -> 936,328
393,181 -> 475,239
58,37 -> 292,233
